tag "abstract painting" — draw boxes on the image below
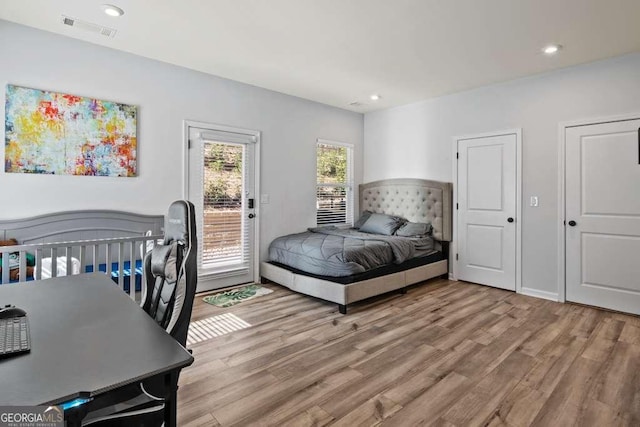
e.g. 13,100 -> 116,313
4,84 -> 137,177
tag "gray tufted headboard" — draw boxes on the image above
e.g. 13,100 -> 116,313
359,178 -> 452,242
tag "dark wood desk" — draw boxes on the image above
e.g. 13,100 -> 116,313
0,273 -> 193,426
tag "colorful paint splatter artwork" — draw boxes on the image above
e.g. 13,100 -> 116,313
4,84 -> 137,176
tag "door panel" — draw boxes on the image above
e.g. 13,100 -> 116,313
188,126 -> 257,292
582,233 -> 640,292
458,134 -> 517,291
582,133 -> 640,215
566,119 -> 640,314
467,144 -> 504,211
466,224 -> 503,270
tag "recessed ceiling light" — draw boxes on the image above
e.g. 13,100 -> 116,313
370,94 -> 381,101
542,44 -> 561,55
101,4 -> 124,17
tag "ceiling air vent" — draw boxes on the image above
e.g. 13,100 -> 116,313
61,15 -> 117,38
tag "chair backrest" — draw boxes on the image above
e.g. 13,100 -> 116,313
141,200 -> 197,347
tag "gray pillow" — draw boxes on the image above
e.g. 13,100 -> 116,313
353,210 -> 373,229
395,221 -> 433,237
359,213 -> 406,235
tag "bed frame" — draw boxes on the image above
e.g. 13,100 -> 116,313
261,178 -> 453,313
0,210 -> 164,298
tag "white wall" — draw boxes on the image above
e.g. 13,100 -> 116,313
0,20 -> 363,261
365,53 -> 640,297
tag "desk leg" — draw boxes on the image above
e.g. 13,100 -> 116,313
65,416 -> 82,427
164,370 -> 178,427
64,405 -> 87,427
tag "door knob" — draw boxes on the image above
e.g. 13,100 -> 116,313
507,217 -> 514,223
568,220 -> 577,227
248,213 -> 255,219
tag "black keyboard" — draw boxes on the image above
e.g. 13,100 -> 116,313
0,315 -> 31,358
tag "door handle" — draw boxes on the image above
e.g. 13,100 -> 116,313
568,220 -> 577,227
248,213 -> 255,219
507,217 -> 514,223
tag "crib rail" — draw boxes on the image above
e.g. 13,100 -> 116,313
0,234 -> 163,300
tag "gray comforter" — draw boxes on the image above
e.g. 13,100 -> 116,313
268,226 -> 435,277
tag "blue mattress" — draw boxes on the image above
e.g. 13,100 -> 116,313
1,260 -> 143,291
85,260 -> 144,292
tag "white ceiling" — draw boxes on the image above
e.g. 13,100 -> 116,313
2,0 -> 640,112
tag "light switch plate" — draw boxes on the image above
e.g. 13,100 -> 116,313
530,196 -> 539,207
261,194 -> 270,204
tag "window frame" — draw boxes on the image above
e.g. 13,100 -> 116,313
316,138 -> 354,227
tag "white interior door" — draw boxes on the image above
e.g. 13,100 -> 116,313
565,119 -> 640,315
457,134 -> 517,290
187,125 -> 258,292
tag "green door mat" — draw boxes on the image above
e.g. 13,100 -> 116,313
203,284 -> 273,308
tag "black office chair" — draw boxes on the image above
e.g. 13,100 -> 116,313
141,200 -> 198,348
81,200 -> 197,427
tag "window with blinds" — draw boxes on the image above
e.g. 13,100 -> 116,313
200,141 -> 247,271
316,140 -> 354,226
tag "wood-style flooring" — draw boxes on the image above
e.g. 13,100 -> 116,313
177,279 -> 640,426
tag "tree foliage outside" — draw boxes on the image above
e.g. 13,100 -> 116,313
317,143 -> 347,184
203,143 -> 243,207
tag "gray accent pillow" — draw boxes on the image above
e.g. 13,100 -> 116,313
395,221 -> 433,237
359,213 -> 406,235
353,210 -> 373,229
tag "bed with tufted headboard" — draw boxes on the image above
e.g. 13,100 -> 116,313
261,178 -> 452,314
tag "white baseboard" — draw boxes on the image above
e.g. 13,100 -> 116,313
519,287 -> 559,302
448,273 -> 455,281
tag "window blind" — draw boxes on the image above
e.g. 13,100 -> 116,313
199,139 -> 251,274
